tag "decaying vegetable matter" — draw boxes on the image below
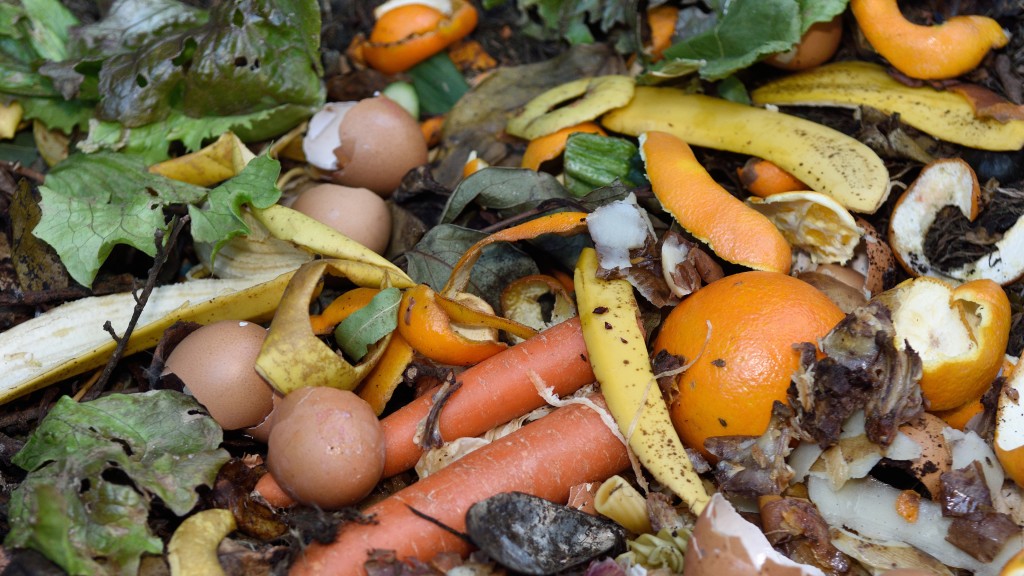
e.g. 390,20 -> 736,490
3,0 -> 1024,575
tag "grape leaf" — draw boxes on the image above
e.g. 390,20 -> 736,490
33,152 -> 206,287
188,153 -> 282,261
334,287 -> 402,361
5,390 -> 229,576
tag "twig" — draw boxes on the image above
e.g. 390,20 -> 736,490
93,216 -> 190,393
0,160 -> 46,183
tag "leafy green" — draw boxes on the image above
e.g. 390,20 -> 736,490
334,287 -> 402,361
188,153 -> 282,262
33,152 -> 284,287
563,132 -> 644,197
405,224 -> 539,310
647,0 -> 847,81
5,391 -> 229,576
517,0 -> 635,48
0,0 -> 77,97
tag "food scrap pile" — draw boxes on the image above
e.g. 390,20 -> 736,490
3,0 -> 1024,575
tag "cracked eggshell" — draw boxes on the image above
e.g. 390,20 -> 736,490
684,493 -> 826,576
163,320 -> 275,431
335,96 -> 428,196
896,412 -> 952,498
290,183 -> 392,254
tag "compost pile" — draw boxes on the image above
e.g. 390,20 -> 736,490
2,0 -> 1024,575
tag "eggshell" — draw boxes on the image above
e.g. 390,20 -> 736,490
855,218 -> 897,296
163,320 -> 275,430
765,16 -> 843,71
266,387 -> 386,510
897,413 -> 952,498
335,96 -> 428,196
245,391 -> 284,443
290,183 -> 392,254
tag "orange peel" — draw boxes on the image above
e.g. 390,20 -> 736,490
850,0 -> 1008,80
879,276 -> 1011,411
520,122 -> 606,172
888,158 -> 1024,285
737,158 -> 807,198
363,0 -> 479,75
639,131 -> 792,273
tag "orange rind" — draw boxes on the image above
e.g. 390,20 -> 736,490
363,0 -> 479,75
996,350 -> 1024,489
640,131 -> 792,273
520,122 -> 606,172
850,0 -> 1008,80
746,190 -> 863,265
879,276 -> 1011,411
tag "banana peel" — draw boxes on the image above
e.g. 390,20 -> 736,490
507,75 -> 635,141
0,100 -> 23,140
167,509 -> 236,576
255,259 -> 407,394
750,61 -> 1024,151
149,132 -> 256,187
574,247 -> 710,514
602,86 -> 890,214
0,270 -> 295,405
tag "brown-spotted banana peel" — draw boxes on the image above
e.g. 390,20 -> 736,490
0,271 -> 295,405
574,247 -> 710,514
602,86 -> 890,214
750,61 -> 1024,151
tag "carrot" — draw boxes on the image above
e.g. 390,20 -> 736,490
254,471 -> 296,509
288,396 -> 630,575
381,316 -> 593,477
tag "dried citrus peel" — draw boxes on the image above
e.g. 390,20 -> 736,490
363,0 -> 478,75
888,158 -> 1024,285
751,61 -> 1024,151
850,0 -> 1008,80
639,131 -> 792,273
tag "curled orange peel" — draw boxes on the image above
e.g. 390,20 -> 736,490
309,287 -> 380,335
397,283 -> 507,366
364,0 -> 478,75
358,332 -> 415,415
850,0 -> 1008,80
639,131 -> 792,273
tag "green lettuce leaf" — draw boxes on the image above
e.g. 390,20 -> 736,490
648,0 -> 847,81
5,390 -> 229,576
334,287 -> 402,361
32,152 -> 206,287
0,0 -> 77,97
189,153 -> 282,261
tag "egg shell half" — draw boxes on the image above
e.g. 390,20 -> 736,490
267,387 -> 386,510
335,96 -> 428,196
290,183 -> 392,254
163,320 -> 275,430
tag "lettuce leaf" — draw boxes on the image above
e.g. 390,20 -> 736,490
4,391 -> 229,576
647,0 -> 847,81
0,0 -> 77,97
33,151 -> 282,287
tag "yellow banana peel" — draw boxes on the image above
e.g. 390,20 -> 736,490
149,132 -> 256,187
602,86 -> 890,214
507,75 -> 635,140
255,259 -> 403,394
750,61 -> 1024,151
0,100 -> 23,140
0,271 -> 295,405
167,509 -> 236,576
574,247 -> 710,514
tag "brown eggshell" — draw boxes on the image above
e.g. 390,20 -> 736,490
290,183 -> 392,254
266,387 -> 386,510
684,493 -> 824,576
897,413 -> 952,498
163,320 -> 275,430
765,16 -> 843,71
245,391 -> 284,443
335,96 -> 428,196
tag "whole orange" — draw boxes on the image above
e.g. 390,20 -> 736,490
653,271 -> 845,458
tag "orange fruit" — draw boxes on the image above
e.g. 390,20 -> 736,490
640,131 -> 792,274
653,271 -> 845,458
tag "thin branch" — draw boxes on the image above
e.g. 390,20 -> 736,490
93,216 -> 190,393
0,160 -> 46,184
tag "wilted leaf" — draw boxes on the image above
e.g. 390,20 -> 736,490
5,390 -> 230,576
9,179 -> 70,293
335,287 -> 401,361
405,224 -> 539,310
440,168 -> 571,225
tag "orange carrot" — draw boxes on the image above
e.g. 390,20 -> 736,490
381,316 -> 593,477
288,396 -> 630,575
254,471 -> 296,509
